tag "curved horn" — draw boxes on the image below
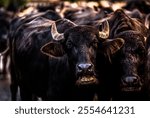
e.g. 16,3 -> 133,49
99,20 -> 109,39
51,22 -> 64,41
0,47 -> 9,55
63,18 -> 77,26
145,14 -> 150,29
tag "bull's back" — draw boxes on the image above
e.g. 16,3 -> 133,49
12,19 -> 52,96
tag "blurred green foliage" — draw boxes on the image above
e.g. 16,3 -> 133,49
0,0 -> 27,10
0,0 -> 10,7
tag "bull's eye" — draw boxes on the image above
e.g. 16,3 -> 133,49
135,48 -> 145,57
92,42 -> 98,48
91,39 -> 98,48
66,40 -> 73,49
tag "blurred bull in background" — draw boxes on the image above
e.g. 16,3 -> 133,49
0,9 -> 11,78
0,8 -> 13,100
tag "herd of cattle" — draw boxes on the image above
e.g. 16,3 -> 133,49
1,0 -> 150,100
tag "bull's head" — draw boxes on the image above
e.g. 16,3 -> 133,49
40,19 -> 124,86
116,32 -> 146,92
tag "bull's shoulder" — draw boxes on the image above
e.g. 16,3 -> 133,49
13,17 -> 54,52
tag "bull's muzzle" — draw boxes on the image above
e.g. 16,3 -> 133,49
77,63 -> 93,74
76,63 -> 98,85
121,76 -> 142,92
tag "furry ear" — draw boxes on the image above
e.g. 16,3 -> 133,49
103,38 -> 124,55
40,42 -> 65,58
102,38 -> 124,62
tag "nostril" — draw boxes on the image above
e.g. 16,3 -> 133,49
133,77 -> 138,84
87,64 -> 92,69
78,65 -> 82,70
87,64 -> 93,72
77,64 -> 84,73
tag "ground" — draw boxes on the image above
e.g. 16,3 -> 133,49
0,76 -> 11,101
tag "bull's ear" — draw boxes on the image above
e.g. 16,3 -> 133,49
40,42 -> 65,58
102,38 -> 124,55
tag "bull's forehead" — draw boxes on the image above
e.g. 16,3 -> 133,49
123,40 -> 145,52
65,26 -> 98,43
112,9 -> 129,19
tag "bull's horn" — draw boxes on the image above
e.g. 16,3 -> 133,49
51,22 -> 64,41
145,14 -> 150,29
63,18 -> 77,26
0,47 -> 9,55
99,20 -> 109,39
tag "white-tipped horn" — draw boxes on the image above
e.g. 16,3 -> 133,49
145,14 -> 150,29
0,47 -> 9,55
63,18 -> 77,26
51,22 -> 64,41
99,20 -> 109,39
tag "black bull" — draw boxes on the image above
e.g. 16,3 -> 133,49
97,9 -> 149,100
10,16 -> 124,100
